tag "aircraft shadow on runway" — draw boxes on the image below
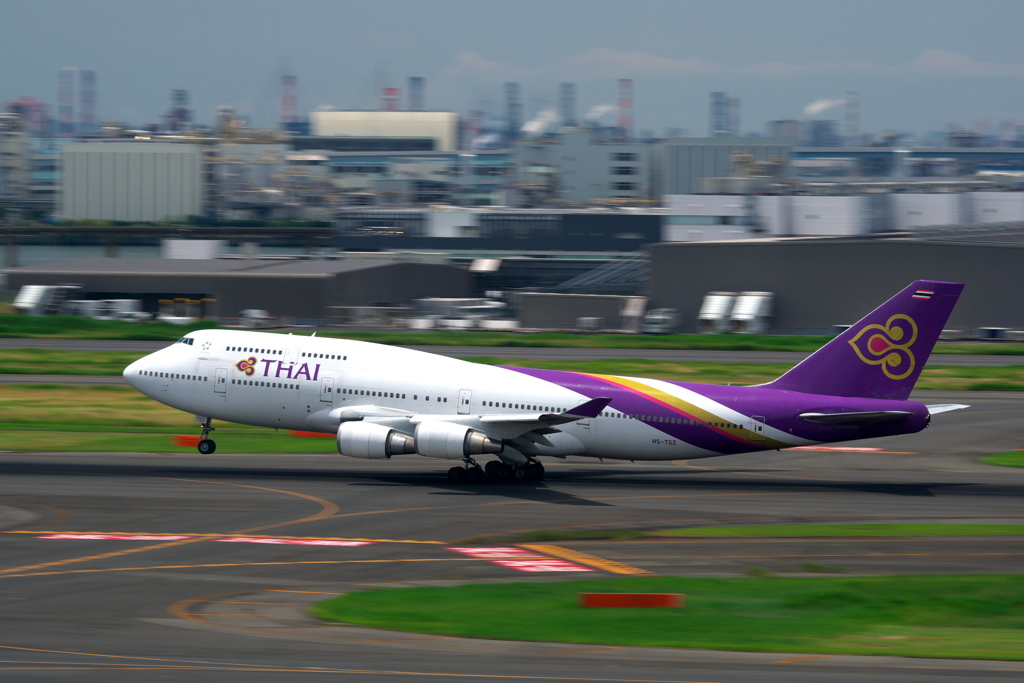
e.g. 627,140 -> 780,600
0,460 -> 1018,501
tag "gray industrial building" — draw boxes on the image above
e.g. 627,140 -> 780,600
59,142 -> 204,222
658,137 -> 794,195
649,237 -> 1024,333
6,258 -> 471,324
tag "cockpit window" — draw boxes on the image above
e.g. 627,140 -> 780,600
175,337 -> 195,345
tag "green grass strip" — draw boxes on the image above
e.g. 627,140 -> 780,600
312,575 -> 1024,660
657,523 -> 1024,537
466,523 -> 1024,544
983,452 -> 1024,468
1,315 -> 1023,354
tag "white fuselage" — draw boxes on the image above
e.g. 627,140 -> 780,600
124,329 -> 827,462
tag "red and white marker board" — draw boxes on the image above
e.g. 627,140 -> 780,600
447,546 -> 594,573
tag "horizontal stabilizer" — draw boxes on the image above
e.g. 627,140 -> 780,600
799,410 -> 912,426
926,404 -> 970,415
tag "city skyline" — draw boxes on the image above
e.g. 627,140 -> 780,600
3,0 -> 1024,136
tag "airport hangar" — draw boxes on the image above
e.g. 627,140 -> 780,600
4,258 -> 472,324
648,232 -> 1024,334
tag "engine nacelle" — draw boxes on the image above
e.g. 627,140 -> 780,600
414,421 -> 504,460
337,421 -> 416,459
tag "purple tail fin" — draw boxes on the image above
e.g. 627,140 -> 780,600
768,280 -> 964,400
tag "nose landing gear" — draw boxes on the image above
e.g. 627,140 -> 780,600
196,417 -> 216,455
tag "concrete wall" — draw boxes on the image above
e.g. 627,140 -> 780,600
518,292 -> 639,329
891,193 -> 971,230
649,240 -> 1024,332
789,196 -> 870,236
972,192 -> 1024,224
59,143 -> 204,221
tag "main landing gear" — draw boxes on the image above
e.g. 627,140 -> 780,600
447,458 -> 545,484
196,417 -> 217,455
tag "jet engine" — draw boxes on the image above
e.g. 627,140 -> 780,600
337,422 -> 416,459
414,421 -> 503,459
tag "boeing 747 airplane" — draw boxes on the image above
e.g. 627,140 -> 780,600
124,280 -> 966,482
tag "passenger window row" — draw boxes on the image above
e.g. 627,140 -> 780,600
231,379 -> 299,389
484,401 -> 561,412
139,371 -> 206,381
337,389 -> 448,403
303,353 -> 347,360
228,346 -> 283,355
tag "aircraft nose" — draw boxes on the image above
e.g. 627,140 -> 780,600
123,358 -> 141,389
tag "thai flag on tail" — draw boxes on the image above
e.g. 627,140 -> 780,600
912,289 -> 934,300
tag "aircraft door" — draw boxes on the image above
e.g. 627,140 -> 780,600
750,415 -> 766,441
285,344 -> 300,365
458,389 -> 472,415
215,368 -> 228,394
320,376 -> 335,403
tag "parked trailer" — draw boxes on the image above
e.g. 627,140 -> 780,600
730,292 -> 773,334
697,292 -> 736,334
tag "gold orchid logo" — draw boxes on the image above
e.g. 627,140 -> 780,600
235,356 -> 258,376
848,314 -> 918,380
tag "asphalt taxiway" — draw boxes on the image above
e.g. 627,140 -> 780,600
1,390 -> 1023,681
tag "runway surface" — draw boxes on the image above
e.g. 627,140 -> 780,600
1,390 -> 1023,681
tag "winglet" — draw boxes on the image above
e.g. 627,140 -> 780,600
564,397 -> 612,419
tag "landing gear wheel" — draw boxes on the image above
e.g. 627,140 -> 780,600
197,439 -> 216,455
484,460 -> 502,478
513,465 -> 530,481
447,466 -> 466,483
465,467 -> 484,483
532,462 -> 545,480
527,463 -> 542,479
495,463 -> 512,481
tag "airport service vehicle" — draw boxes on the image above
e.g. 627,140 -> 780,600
123,281 -> 967,483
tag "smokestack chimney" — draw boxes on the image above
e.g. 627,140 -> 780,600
281,75 -> 298,124
559,83 -> 577,127
617,78 -> 633,140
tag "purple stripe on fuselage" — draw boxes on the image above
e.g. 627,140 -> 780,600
503,366 -> 931,454
504,366 -> 766,455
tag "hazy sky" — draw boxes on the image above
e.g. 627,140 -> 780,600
4,0 -> 1024,136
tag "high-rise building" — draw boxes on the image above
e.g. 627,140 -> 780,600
559,83 -> 576,127
79,70 -> 97,136
709,92 -> 730,137
505,83 -> 522,143
807,120 -> 840,147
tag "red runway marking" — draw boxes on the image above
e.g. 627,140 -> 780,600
217,537 -> 371,547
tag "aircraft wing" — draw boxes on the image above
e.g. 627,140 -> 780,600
311,398 -> 613,444
479,396 -> 612,425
